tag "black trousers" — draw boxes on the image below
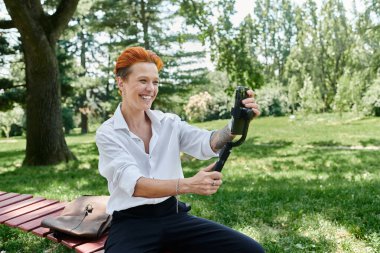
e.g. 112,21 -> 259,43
105,197 -> 265,253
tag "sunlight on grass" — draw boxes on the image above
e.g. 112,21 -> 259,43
1,114 -> 380,252
297,214 -> 375,253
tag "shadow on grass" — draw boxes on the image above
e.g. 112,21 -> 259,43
258,140 -> 293,147
182,147 -> 380,252
360,138 -> 380,147
1,139 -> 379,252
0,149 -> 25,165
0,225 -> 72,253
309,140 -> 343,147
0,142 -> 107,200
231,137 -> 294,160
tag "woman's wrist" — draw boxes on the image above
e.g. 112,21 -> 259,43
177,178 -> 191,195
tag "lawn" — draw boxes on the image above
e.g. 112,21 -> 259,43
0,113 -> 379,253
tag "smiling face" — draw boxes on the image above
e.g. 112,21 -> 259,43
117,62 -> 159,112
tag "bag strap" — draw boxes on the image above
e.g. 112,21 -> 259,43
70,204 -> 94,231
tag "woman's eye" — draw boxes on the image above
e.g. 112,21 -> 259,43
140,79 -> 147,83
153,81 -> 159,86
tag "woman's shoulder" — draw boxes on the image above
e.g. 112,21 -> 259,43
96,117 -> 116,136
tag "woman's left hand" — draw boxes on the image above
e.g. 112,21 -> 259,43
242,89 -> 260,117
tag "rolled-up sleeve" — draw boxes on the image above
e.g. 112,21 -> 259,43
96,130 -> 142,197
176,118 -> 218,159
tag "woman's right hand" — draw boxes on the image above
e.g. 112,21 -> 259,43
182,163 -> 223,196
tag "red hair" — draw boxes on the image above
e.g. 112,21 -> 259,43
114,46 -> 164,78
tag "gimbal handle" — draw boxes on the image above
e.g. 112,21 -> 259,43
212,108 -> 253,172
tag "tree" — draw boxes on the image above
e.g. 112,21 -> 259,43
0,31 -> 25,111
59,7 -> 104,134
333,69 -> 365,114
317,0 -> 352,108
216,15 -> 264,91
298,74 -> 324,114
363,75 -> 380,116
90,0 -> 213,113
0,0 -> 79,165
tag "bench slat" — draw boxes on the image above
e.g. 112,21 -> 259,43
31,226 -> 51,237
61,236 -> 89,248
5,202 -> 66,227
0,192 -> 19,202
74,234 -> 107,253
47,232 -> 62,243
0,199 -> 58,223
0,197 -> 45,216
18,209 -> 64,231
1,192 -> 109,253
0,194 -> 33,208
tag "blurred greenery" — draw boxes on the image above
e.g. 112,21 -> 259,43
0,113 -> 379,252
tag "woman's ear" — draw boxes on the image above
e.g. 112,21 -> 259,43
116,77 -> 123,88
116,77 -> 124,94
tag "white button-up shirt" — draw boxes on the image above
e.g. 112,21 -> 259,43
96,105 -> 217,214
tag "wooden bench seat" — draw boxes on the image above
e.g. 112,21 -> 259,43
0,191 -> 107,253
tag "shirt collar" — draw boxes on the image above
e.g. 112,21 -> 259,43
113,104 -> 164,131
145,109 -> 164,128
113,104 -> 130,131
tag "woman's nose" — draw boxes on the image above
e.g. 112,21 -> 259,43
146,82 -> 154,90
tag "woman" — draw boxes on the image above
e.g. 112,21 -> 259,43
96,46 -> 264,253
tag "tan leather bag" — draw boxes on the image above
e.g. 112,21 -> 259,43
41,195 -> 111,239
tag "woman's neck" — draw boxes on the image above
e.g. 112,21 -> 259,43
120,103 -> 152,153
121,103 -> 147,130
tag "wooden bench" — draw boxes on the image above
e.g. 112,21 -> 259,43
0,191 -> 106,253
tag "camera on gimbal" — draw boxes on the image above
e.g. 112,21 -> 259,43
230,86 -> 255,135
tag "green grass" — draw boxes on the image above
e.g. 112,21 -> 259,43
1,113 -> 380,252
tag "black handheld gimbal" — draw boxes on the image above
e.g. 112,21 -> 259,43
212,86 -> 255,172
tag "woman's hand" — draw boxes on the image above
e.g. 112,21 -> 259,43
182,163 -> 223,196
242,89 -> 260,117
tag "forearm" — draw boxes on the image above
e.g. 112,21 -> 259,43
133,163 -> 222,198
133,177 -> 191,198
210,124 -> 235,152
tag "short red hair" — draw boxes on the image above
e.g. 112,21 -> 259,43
114,47 -> 164,78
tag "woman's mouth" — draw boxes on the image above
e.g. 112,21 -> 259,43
140,95 -> 153,102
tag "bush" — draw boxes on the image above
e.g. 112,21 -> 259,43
298,74 -> 324,114
363,76 -> 380,116
256,83 -> 289,116
333,70 -> 366,114
184,91 -> 231,122
62,107 -> 75,134
9,123 -> 23,137
0,105 -> 24,138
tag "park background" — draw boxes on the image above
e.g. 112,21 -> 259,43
0,0 -> 379,252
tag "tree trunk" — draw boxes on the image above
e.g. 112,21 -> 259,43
23,40 -> 75,165
140,0 -> 150,50
2,0 -> 79,166
80,111 -> 89,134
79,29 -> 89,133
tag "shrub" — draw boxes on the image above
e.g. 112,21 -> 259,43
363,76 -> 380,116
9,123 -> 23,137
255,83 -> 289,116
333,70 -> 366,114
0,105 -> 24,138
184,91 -> 231,122
62,107 -> 75,134
298,74 -> 324,114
